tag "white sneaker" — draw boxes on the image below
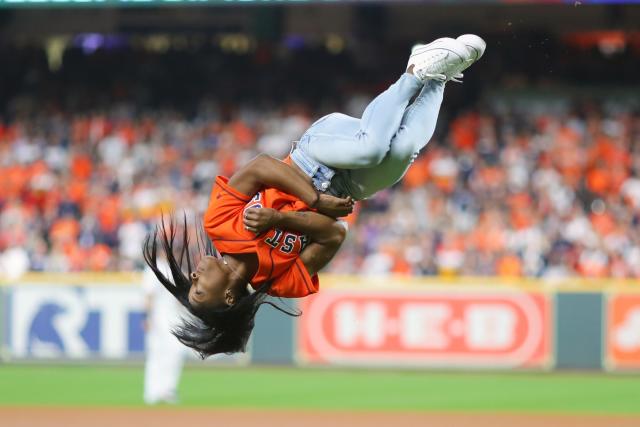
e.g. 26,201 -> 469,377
456,34 -> 486,74
406,38 -> 469,83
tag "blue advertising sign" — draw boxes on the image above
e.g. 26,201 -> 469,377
5,286 -> 145,359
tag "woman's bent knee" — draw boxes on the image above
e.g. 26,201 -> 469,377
357,132 -> 390,166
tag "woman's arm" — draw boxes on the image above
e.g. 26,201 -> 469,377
244,208 -> 345,244
299,236 -> 346,276
280,211 -> 347,275
244,208 -> 348,275
227,154 -> 353,218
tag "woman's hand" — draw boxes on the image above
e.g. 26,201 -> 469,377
314,194 -> 354,218
243,208 -> 283,234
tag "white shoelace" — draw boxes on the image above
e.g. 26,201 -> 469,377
414,71 -> 464,83
413,51 -> 465,83
449,73 -> 464,83
416,71 -> 447,82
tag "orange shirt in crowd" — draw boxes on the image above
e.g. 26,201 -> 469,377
71,154 -> 93,180
88,244 -> 112,270
496,254 -> 523,277
590,212 -> 616,236
98,195 -> 121,234
50,217 -> 80,243
402,156 -> 430,189
586,166 -> 612,195
578,256 -> 609,278
553,126 -> 583,188
204,176 -> 318,298
450,113 -> 479,151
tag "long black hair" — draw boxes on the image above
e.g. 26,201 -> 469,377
142,215 -> 298,358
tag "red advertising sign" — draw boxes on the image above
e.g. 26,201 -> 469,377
298,289 -> 551,368
607,294 -> 640,370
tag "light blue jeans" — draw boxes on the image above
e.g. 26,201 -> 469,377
290,73 -> 445,200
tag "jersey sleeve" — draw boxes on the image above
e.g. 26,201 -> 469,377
266,257 -> 319,298
204,176 -> 258,254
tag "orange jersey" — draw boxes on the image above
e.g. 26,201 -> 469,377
204,176 -> 319,298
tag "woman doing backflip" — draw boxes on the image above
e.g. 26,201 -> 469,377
143,35 -> 486,358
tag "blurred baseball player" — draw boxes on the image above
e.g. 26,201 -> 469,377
143,257 -> 187,404
143,35 -> 486,358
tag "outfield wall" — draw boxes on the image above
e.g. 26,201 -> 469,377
1,274 -> 639,370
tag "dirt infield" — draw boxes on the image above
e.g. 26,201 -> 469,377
2,408 -> 640,427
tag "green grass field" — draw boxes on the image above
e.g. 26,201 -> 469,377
0,365 -> 639,414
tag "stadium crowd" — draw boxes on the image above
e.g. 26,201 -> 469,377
2,35 -> 640,279
2,98 -> 640,278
